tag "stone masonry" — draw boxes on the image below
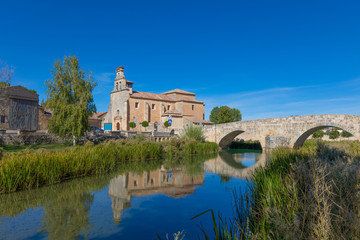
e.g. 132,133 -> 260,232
203,114 -> 360,149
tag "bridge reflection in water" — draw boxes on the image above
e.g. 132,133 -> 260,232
108,150 -> 266,223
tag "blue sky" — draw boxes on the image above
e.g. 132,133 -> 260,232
1,0 -> 359,120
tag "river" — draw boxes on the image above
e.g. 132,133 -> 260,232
0,150 -> 266,240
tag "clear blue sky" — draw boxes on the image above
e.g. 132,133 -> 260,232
1,0 -> 359,120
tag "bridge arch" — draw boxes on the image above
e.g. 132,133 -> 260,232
291,123 -> 357,149
218,130 -> 245,148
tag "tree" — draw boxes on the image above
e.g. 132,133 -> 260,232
0,59 -> 13,87
45,56 -> 97,145
312,130 -> 324,139
209,106 -> 242,124
164,121 -> 170,128
129,122 -> 136,129
141,121 -> 149,131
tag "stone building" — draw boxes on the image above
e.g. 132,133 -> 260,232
0,86 -> 39,131
104,66 -> 212,131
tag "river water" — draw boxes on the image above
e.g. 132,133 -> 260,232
0,150 -> 266,240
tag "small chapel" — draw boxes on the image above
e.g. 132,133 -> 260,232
103,66 -> 212,132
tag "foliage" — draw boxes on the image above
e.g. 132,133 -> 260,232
341,130 -> 353,138
229,139 -> 262,150
209,106 -> 242,124
0,139 -> 218,193
164,121 -> 170,127
182,125 -> 205,142
327,129 -> 340,139
0,59 -> 13,86
129,122 -> 136,129
312,130 -> 324,139
142,121 -> 149,129
45,56 -> 97,139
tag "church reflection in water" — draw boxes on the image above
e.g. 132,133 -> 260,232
108,168 -> 205,223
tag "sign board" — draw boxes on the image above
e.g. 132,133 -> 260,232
140,122 -> 142,126
135,120 -> 138,124
168,119 -> 172,125
169,115 -> 172,119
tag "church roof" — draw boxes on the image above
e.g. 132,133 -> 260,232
184,115 -> 214,125
163,89 -> 196,96
130,91 -> 203,103
131,91 -> 174,101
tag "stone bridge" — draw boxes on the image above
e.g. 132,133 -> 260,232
203,114 -> 360,149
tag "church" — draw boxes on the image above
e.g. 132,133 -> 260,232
103,66 -> 212,132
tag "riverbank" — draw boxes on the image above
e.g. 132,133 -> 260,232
205,140 -> 360,239
0,139 -> 218,194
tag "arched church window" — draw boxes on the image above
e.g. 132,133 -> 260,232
116,83 -> 118,90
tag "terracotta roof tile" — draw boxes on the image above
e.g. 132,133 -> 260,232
130,91 -> 175,102
184,115 -> 214,125
163,89 -> 195,95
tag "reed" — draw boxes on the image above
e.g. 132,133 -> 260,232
201,140 -> 360,239
0,139 -> 218,193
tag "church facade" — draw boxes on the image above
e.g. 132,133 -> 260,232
104,66 -> 212,132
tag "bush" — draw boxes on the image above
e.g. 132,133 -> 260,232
141,121 -> 149,129
328,130 -> 340,139
182,125 -> 205,142
129,122 -> 136,129
312,130 -> 324,139
164,121 -> 170,128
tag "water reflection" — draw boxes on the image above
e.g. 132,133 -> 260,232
0,151 -> 266,240
205,150 -> 266,179
108,168 -> 204,223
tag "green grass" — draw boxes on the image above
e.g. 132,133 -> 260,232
200,140 -> 360,239
0,139 -> 218,194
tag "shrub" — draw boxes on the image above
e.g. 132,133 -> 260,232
182,125 -> 205,142
328,130 -> 340,139
312,130 -> 324,139
141,121 -> 149,130
129,122 -> 136,129
164,121 -> 170,128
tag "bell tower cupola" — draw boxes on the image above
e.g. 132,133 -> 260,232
114,66 -> 126,91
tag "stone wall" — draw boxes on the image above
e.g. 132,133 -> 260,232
0,134 -> 65,145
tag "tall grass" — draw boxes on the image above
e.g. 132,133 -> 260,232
0,139 -> 218,193
201,140 -> 360,239
182,125 -> 206,142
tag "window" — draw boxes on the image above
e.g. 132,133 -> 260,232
0,116 -> 4,123
116,83 -> 118,90
167,105 -> 170,110
117,109 -> 120,115
152,104 -> 156,110
192,105 -> 194,110
135,102 -> 139,108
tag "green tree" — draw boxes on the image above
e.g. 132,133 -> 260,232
129,122 -> 136,129
45,56 -> 97,145
209,106 -> 242,124
141,121 -> 149,131
164,121 -> 170,128
312,130 -> 324,139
